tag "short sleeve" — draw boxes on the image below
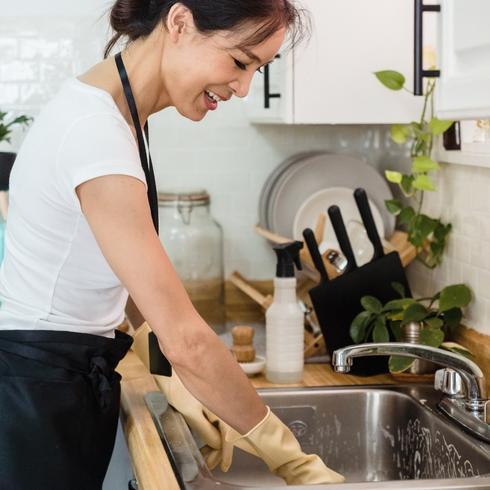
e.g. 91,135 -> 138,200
55,113 -> 147,210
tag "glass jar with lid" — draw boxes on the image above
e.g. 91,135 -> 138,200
158,189 -> 225,333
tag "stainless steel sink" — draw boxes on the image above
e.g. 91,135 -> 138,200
147,385 -> 490,489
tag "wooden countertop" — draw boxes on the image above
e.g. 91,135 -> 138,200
118,351 -> 395,490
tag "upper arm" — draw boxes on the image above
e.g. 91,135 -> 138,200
76,175 -> 205,360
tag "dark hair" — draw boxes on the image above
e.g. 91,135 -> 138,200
104,0 -> 308,59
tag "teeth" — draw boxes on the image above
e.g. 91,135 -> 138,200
206,90 -> 222,102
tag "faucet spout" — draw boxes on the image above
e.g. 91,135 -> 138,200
332,342 -> 486,401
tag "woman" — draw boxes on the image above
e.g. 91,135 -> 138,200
0,1 -> 343,488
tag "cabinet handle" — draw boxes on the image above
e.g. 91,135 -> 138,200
414,0 -> 441,96
264,54 -> 282,109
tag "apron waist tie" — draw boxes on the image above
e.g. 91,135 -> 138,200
0,337 -> 121,413
87,356 -> 117,413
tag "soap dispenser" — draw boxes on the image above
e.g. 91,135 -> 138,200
266,241 -> 304,384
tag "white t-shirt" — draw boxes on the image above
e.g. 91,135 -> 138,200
0,78 -> 147,338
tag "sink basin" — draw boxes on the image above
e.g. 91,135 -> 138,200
147,385 -> 490,489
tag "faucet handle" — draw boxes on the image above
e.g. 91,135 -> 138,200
434,368 -> 464,397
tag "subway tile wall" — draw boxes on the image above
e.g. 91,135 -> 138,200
1,10 -> 489,334
407,164 -> 490,335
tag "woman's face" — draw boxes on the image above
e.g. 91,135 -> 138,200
161,7 -> 286,121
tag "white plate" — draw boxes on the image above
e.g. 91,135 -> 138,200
239,355 -> 266,376
293,187 -> 385,266
258,151 -> 328,229
269,153 -> 395,240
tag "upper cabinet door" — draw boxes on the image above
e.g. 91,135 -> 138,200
246,0 -> 425,125
435,0 -> 490,120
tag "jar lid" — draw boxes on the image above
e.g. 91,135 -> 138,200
158,189 -> 210,205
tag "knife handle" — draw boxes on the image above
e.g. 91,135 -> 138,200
302,228 -> 329,282
354,188 -> 384,260
328,205 -> 357,273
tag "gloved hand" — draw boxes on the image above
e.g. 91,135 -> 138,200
131,323 -> 224,466
131,323 -> 344,485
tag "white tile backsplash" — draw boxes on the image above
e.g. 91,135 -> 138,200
407,163 -> 490,334
1,7 -> 490,334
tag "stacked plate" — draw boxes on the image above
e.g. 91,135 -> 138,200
258,152 -> 395,263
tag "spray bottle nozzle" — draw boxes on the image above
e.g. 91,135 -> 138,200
273,241 -> 303,278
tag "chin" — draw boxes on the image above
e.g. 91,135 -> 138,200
176,105 -> 207,122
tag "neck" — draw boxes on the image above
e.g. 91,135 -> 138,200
119,33 -> 172,124
79,28 -> 172,129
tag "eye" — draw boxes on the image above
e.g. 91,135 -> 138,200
233,58 -> 247,71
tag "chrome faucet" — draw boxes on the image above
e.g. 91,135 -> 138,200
332,342 -> 490,442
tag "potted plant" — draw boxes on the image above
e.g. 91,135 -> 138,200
0,111 -> 33,190
350,282 -> 472,374
374,70 -> 454,269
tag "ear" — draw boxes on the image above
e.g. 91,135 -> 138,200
165,3 -> 195,43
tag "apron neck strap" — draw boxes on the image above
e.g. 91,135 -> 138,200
115,52 -> 159,234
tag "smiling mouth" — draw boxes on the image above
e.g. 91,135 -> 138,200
205,90 -> 231,103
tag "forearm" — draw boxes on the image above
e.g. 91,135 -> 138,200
171,323 -> 268,434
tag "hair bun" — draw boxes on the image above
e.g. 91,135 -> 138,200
105,0 -> 165,57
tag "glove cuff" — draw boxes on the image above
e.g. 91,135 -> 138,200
240,406 -> 271,438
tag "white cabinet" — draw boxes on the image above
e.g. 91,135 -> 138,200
435,0 -> 490,120
245,0 -> 424,124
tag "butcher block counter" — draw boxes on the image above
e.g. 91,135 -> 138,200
118,350 -> 395,490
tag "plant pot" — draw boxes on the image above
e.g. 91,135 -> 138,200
390,322 -> 439,381
0,152 -> 16,191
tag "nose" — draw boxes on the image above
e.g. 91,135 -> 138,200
230,71 -> 255,98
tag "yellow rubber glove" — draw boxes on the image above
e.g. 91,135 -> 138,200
131,323 -> 224,465
131,323 -> 344,485
217,407 -> 345,485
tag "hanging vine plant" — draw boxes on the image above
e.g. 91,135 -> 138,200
375,70 -> 454,269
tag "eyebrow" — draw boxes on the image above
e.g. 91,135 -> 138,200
239,47 -> 263,64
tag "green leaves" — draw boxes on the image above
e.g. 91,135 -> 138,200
442,307 -> 463,332
375,70 -> 406,91
412,156 -> 440,173
400,175 -> 415,197
350,283 -> 473,374
424,317 -> 444,329
389,356 -> 414,373
419,327 -> 444,347
385,171 -> 403,184
350,311 -> 372,343
429,118 -> 454,136
0,111 -> 33,144
413,174 -> 436,191
391,124 -> 412,144
439,285 -> 472,311
373,317 -> 389,342
361,296 -> 383,314
383,298 -> 415,312
385,199 -> 403,215
375,70 -> 453,269
402,303 -> 429,324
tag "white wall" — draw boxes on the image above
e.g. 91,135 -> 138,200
1,3 -> 489,335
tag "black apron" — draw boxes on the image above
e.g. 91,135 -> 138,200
0,329 -> 132,489
0,53 -> 169,489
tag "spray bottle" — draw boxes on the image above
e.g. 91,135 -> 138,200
266,241 -> 304,384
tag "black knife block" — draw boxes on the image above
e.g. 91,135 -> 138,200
312,251 -> 411,376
